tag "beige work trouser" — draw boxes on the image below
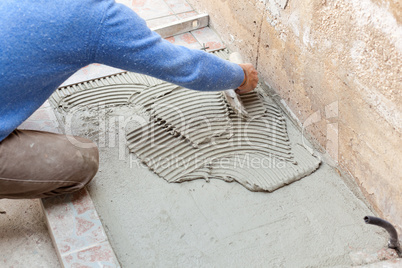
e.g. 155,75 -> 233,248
0,130 -> 99,199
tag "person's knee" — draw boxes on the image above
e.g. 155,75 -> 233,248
68,136 -> 99,188
0,131 -> 100,198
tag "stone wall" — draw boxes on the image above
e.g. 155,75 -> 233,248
187,0 -> 402,229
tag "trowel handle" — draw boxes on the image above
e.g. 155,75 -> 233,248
223,52 -> 249,119
229,52 -> 244,65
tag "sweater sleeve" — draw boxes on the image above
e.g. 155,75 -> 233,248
93,1 -> 244,91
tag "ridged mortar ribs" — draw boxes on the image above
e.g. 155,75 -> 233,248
126,79 -> 321,192
51,49 -> 320,192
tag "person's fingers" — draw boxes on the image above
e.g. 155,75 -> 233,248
237,63 -> 259,94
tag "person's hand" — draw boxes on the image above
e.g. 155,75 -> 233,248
236,63 -> 259,94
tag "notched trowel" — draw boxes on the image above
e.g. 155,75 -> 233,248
222,52 -> 249,119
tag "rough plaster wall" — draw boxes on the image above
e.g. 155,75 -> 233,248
187,0 -> 402,229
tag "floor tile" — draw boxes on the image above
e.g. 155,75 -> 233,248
61,241 -> 120,267
147,15 -> 179,29
176,10 -> 198,19
18,101 -> 61,133
165,32 -> 202,49
42,189 -> 108,256
164,0 -> 193,14
191,27 -> 226,51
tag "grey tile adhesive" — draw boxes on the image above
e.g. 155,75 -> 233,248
50,49 -> 321,192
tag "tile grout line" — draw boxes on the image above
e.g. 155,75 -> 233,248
183,0 -> 195,13
190,32 -> 203,48
59,239 -> 109,258
161,0 -> 178,20
175,10 -> 197,17
146,13 -> 179,22
160,0 -> 196,19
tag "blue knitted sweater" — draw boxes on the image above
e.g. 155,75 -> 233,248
0,0 -> 244,142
